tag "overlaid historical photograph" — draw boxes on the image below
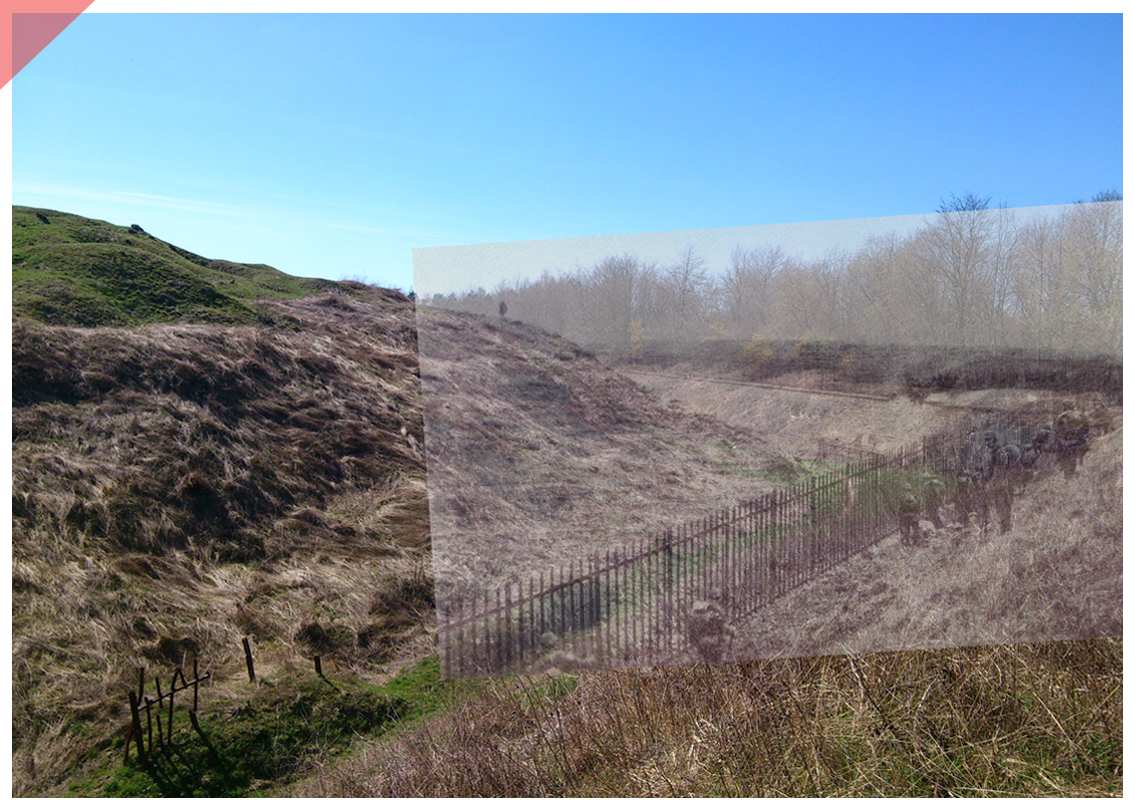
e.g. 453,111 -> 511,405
415,199 -> 1122,678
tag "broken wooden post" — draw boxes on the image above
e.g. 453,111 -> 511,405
242,637 -> 256,682
167,672 -> 177,747
126,689 -> 146,765
145,696 -> 154,757
153,679 -> 165,751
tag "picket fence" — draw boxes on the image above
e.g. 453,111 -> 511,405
440,437 -> 957,678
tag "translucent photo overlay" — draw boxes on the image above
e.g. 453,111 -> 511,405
413,203 -> 1122,678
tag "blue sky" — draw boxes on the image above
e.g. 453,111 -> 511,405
10,13 -> 1123,294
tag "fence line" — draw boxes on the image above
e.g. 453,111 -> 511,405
440,438 -> 953,678
124,659 -> 212,766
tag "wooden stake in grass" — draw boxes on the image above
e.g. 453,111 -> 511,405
153,678 -> 165,751
242,637 -> 256,683
126,689 -> 146,766
167,672 -> 176,747
145,696 -> 154,757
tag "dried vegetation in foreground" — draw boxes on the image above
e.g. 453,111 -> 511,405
297,638 -> 1122,798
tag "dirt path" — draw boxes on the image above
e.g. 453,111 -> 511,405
628,369 -> 897,402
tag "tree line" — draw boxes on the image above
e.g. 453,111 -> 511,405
425,193 -> 1122,358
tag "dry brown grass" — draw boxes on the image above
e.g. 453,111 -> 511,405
11,291 -> 434,796
12,293 -> 1122,797
294,639 -> 1121,797
416,307 -> 789,602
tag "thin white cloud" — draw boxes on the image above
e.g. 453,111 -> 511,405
14,180 -> 460,244
12,181 -> 251,220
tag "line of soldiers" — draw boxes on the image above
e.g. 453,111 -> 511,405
900,409 -> 1093,545
953,429 -> 1032,537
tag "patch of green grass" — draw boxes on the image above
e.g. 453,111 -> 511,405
382,655 -> 486,721
83,680 -> 406,797
11,206 -> 389,327
70,656 -> 486,798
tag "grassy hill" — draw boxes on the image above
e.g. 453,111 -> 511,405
12,292 -> 439,796
10,208 -> 1122,797
11,206 -> 370,326
12,207 -> 439,795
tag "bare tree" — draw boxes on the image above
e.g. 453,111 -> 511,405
584,254 -> 658,350
1064,200 -> 1123,354
919,192 -> 999,347
1091,189 -> 1122,203
662,246 -> 710,347
984,205 -> 1020,348
937,191 -> 993,214
841,232 -> 930,346
720,244 -> 784,338
1015,214 -> 1070,351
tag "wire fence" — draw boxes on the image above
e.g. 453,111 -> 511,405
440,437 -> 955,678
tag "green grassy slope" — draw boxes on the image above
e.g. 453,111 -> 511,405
11,206 -> 367,326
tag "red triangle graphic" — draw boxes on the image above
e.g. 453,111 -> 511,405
7,6 -> 95,89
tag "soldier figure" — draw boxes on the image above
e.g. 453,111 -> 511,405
919,471 -> 947,530
1022,429 -> 1050,468
961,431 -> 999,536
983,430 -> 1016,534
988,472 -> 1014,534
1053,409 -> 1090,479
686,591 -> 734,664
898,482 -> 922,547
498,300 -> 508,319
971,479 -> 993,535
952,471 -> 974,530
1013,429 -> 1047,488
996,440 -> 1022,470
972,431 -> 997,484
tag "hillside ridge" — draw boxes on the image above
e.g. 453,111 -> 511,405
12,205 -> 404,326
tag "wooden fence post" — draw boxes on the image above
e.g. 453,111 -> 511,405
604,550 -> 613,666
649,535 -> 657,663
242,637 -> 256,683
535,567 -> 544,644
153,678 -> 165,750
126,689 -> 145,766
166,672 -> 176,747
145,696 -> 154,757
568,561 -> 577,661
